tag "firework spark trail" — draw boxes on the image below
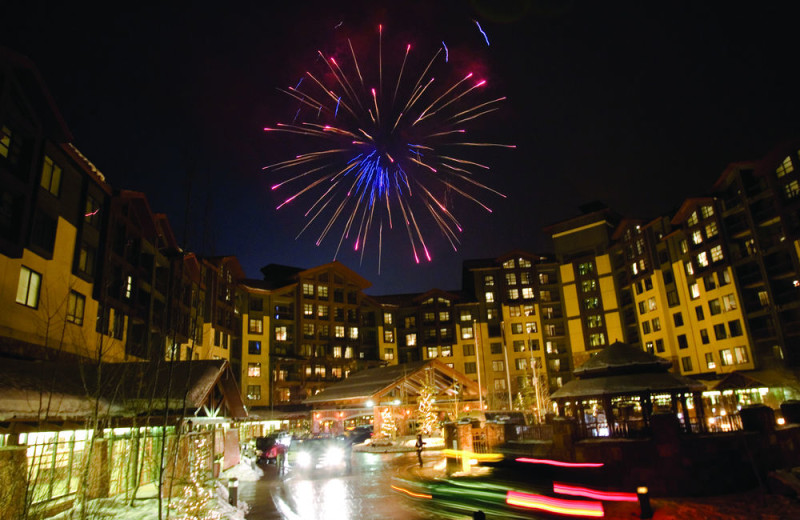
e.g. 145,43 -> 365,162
474,20 -> 490,46
264,25 -> 513,263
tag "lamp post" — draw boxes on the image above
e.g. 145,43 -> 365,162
526,311 -> 543,423
473,320 -> 484,410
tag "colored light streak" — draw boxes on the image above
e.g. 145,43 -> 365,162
391,484 -> 432,499
443,449 -> 503,463
473,20 -> 490,46
84,209 -> 100,217
516,457 -> 604,468
506,491 -> 604,518
442,41 -> 448,62
553,483 -> 638,502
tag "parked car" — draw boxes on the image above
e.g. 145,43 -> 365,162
256,433 -> 291,464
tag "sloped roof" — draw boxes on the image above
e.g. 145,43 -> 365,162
714,369 -> 800,392
551,372 -> 705,399
304,359 -> 481,405
573,341 -> 673,378
0,359 -> 246,423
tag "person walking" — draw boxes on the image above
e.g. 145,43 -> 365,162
415,434 -> 425,467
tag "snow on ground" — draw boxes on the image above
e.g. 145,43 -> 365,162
48,457 -> 259,520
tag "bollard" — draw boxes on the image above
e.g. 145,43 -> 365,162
228,477 -> 239,506
637,486 -> 652,519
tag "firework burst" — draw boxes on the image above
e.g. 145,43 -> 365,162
264,25 -> 514,269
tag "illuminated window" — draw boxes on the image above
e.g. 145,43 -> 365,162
439,311 -> 450,321
734,346 -> 748,364
494,379 -> 506,390
511,323 -> 523,334
246,385 -> 261,400
776,155 -> 794,177
709,299 -> 721,316
383,329 -> 394,343
77,245 -> 95,276
584,297 -> 599,310
588,333 -> 606,347
318,285 -> 328,299
705,221 -> 718,238
690,283 -> 700,300
40,155 -> 62,196
519,258 -> 532,268
515,358 -> 527,370
0,125 -> 11,158
503,259 -> 515,269
66,291 -> 85,325
645,341 -> 654,354
648,297 -> 657,311
248,363 -> 261,377
384,348 -> 395,361
335,325 -> 345,338
304,303 -> 314,316
513,341 -> 525,352
317,305 -> 329,319
314,365 -> 326,377
247,318 -> 262,334
484,275 -> 494,286
685,262 -> 694,276
720,348 -> 734,366
692,229 -> 703,245
303,323 -> 315,337
581,279 -> 597,292
520,271 -> 531,284
509,305 -> 521,317
16,266 -> 42,308
701,205 -> 714,219
785,180 -> 799,200
758,290 -> 769,306
652,317 -> 661,331
718,269 -> 731,286
687,211 -> 698,226
84,195 -> 101,227
522,287 -> 534,299
492,360 -> 504,372
275,326 -> 288,341
697,252 -> 709,267
710,245 -> 723,262
578,262 -> 594,275
124,275 -> 134,299
405,316 -> 416,328
383,312 -> 393,325
680,240 -> 688,254
461,326 -> 473,340
349,327 -> 358,339
427,346 -> 439,358
487,308 -> 497,320
302,283 -> 314,297
423,312 -> 435,323
539,272 -> 550,284
705,353 -> 716,369
485,291 -> 494,303
441,345 -> 453,357
506,273 -> 517,285
344,347 -> 353,359
526,321 -> 538,333
508,288 -> 519,300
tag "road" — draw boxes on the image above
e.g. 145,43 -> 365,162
238,450 -> 444,520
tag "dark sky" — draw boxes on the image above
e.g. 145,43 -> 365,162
3,1 -> 799,294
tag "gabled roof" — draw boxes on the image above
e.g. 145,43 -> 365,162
304,359 -> 481,405
714,369 -> 800,393
573,341 -> 673,378
300,261 -> 371,290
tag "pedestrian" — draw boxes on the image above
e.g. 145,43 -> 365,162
415,433 -> 425,467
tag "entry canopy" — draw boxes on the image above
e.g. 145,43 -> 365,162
304,359 -> 482,407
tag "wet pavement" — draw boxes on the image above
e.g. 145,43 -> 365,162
238,450 -> 440,520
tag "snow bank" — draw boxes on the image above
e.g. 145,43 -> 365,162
220,454 -> 264,482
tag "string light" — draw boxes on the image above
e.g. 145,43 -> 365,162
169,433 -> 219,520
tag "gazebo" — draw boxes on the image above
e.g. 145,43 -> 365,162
551,341 -> 706,437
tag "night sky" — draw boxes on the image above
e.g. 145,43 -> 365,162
3,1 -> 799,294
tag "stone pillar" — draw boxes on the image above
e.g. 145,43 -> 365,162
740,405 -> 775,433
486,423 -> 504,449
0,445 -> 27,520
679,394 -> 692,433
457,423 -> 474,452
87,438 -> 110,499
692,391 -> 706,433
551,417 -> 577,461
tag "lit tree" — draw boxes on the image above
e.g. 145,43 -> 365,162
380,407 -> 397,438
417,372 -> 438,435
169,433 -> 217,520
